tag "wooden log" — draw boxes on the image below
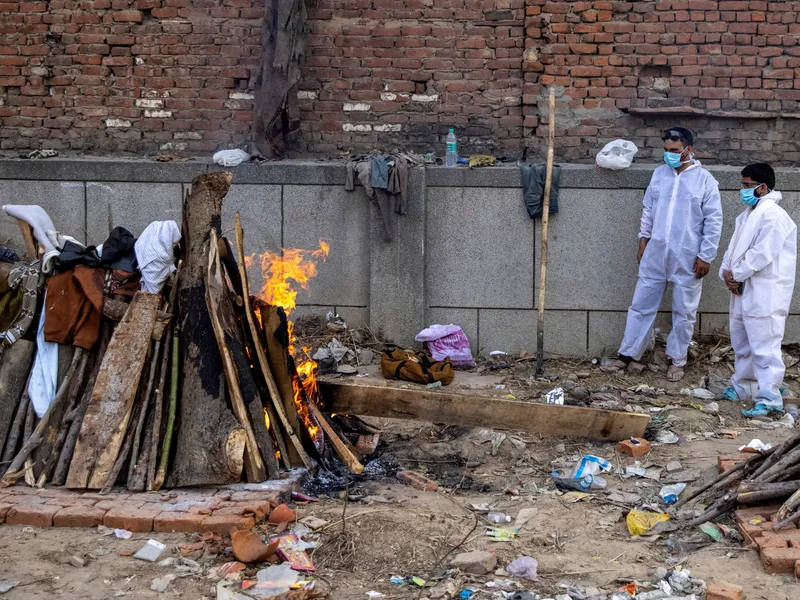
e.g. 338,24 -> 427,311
1,388 -> 30,465
0,339 -> 35,455
127,341 -> 158,491
100,398 -> 143,495
167,173 -> 246,487
52,326 -> 111,486
16,218 -> 38,259
737,480 -> 800,504
154,322 -> 180,491
308,402 -> 363,474
22,402 -> 35,486
147,273 -> 178,491
751,432 -> 800,479
206,230 -> 266,482
234,213 -> 311,470
2,348 -> 85,484
319,381 -> 651,440
132,407 -> 155,492
39,351 -> 90,482
65,293 -> 160,489
760,445 -> 800,483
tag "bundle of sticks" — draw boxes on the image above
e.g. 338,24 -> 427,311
671,431 -> 800,530
1,172 -> 364,493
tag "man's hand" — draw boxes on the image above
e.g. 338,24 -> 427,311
693,257 -> 710,279
723,270 -> 741,294
637,238 -> 649,264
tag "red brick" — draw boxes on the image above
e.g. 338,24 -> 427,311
6,504 -> 61,527
113,10 -> 142,22
153,512 -> 207,533
95,500 -> 144,511
0,503 -> 12,523
356,434 -> 380,455
198,514 -> 255,535
761,546 -> 800,574
616,438 -> 652,457
103,507 -> 161,532
718,454 -> 749,473
213,502 -> 271,522
54,506 -> 107,528
396,470 -> 438,492
706,581 -> 744,600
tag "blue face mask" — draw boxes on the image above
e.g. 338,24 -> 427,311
740,188 -> 759,206
663,151 -> 685,169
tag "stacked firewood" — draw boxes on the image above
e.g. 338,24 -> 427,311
671,431 -> 800,530
0,172 -> 361,492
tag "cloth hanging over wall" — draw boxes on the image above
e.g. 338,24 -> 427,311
29,290 -> 59,418
134,220 -> 181,293
520,163 -> 561,218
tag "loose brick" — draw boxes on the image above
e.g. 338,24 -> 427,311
54,506 -> 107,528
213,502 -> 271,522
718,454 -> 749,473
103,507 -> 161,532
154,512 -> 207,533
616,438 -> 652,457
6,504 -> 61,527
706,582 -> 744,600
356,434 -> 380,455
198,514 -> 255,535
761,546 -> 800,574
396,470 -> 439,492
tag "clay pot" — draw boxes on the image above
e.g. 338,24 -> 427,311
230,530 -> 279,563
268,503 -> 296,524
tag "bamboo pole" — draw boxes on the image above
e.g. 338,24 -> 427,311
153,322 -> 179,490
535,86 -> 556,378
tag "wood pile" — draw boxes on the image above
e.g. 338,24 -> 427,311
671,431 -> 800,530
0,172 -> 362,493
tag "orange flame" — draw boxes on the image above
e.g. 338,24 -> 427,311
250,241 -> 330,451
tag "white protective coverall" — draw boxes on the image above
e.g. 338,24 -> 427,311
618,161 -> 723,366
719,190 -> 797,404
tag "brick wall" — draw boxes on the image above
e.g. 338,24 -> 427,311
4,0 -> 800,163
0,0 -> 262,154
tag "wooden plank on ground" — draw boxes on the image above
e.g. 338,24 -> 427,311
319,381 -> 650,441
65,292 -> 161,489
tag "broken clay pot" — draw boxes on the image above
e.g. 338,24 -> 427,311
231,530 -> 279,563
268,503 -> 296,524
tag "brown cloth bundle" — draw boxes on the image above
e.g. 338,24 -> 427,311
44,265 -> 105,349
380,348 -> 454,386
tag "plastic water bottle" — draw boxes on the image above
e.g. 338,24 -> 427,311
487,512 -> 511,523
445,128 -> 457,167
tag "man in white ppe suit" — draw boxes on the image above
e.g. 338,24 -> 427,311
603,127 -> 723,381
718,163 -> 797,417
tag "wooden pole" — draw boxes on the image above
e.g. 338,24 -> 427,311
153,322 -> 180,490
536,87 -> 556,378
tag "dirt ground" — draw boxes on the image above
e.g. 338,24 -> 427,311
2,348 -> 800,600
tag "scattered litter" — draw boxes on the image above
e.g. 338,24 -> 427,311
470,503 -> 491,512
133,539 -> 166,562
366,593 -> 386,599
626,510 -> 670,536
607,490 -> 642,504
298,516 -> 329,530
545,387 -> 565,405
20,149 -> 59,159
698,522 -> 724,542
506,556 -> 538,581
739,439 -> 772,453
486,512 -> 511,523
0,581 -> 20,594
514,507 -> 538,529
150,574 -> 176,593
415,324 -> 476,367
458,589 -> 477,599
680,387 -> 715,400
216,580 -> 255,600
553,455 -> 611,491
246,564 -> 300,598
495,384 -> 506,390
212,561 -> 247,580
427,381 -> 443,389
69,555 -> 85,568
212,148 -> 250,167
665,461 -> 683,473
595,139 -> 638,170
561,491 -> 592,503
114,528 -> 133,539
231,530 -> 278,563
486,527 -> 518,541
659,483 -> 687,505
654,430 -> 679,444
700,401 -> 719,414
410,577 -> 425,587
276,532 -> 315,571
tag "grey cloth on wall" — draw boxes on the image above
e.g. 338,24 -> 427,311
520,163 -> 561,219
370,155 -> 389,190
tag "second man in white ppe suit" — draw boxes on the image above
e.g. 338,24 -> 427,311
719,163 -> 797,417
604,127 -> 723,381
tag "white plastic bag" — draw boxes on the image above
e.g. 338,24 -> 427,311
595,139 -> 638,170
212,148 -> 250,167
415,324 -> 476,367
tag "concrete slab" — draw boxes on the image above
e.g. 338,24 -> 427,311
427,187 -> 534,309
699,312 -> 729,336
222,184 -> 282,298
786,315 -> 800,344
478,309 -> 588,357
370,167 -> 426,346
426,308 -> 479,354
336,306 -> 369,329
86,182 -> 182,243
535,188 -> 642,311
588,311 -> 627,357
0,180 -> 86,248
283,185 -> 369,307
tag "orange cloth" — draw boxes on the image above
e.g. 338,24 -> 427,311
43,266 -> 105,349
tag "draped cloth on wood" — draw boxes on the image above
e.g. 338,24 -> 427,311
251,0 -> 308,158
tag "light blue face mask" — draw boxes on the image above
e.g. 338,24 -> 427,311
740,187 -> 759,206
663,151 -> 685,169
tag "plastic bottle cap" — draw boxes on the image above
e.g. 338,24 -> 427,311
449,128 -> 454,133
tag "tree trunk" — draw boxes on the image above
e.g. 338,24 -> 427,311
738,480 -> 800,504
167,172 -> 246,487
0,340 -> 35,455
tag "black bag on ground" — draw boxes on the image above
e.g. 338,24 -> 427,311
520,163 -> 561,218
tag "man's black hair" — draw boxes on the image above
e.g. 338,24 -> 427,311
662,127 -> 694,147
742,163 -> 776,190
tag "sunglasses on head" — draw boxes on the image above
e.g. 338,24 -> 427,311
662,129 -> 689,144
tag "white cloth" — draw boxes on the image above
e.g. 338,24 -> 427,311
134,221 -> 181,293
2,204 -> 85,273
618,161 -> 723,365
28,290 -> 59,418
719,191 -> 797,404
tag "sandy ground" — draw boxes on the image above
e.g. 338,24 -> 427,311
2,351 -> 799,600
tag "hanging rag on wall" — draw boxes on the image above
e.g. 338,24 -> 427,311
520,163 -> 561,218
